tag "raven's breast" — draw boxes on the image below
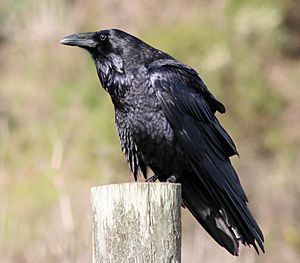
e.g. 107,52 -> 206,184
130,105 -> 187,177
114,74 -> 189,178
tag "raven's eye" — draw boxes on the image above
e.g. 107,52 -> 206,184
99,34 -> 107,41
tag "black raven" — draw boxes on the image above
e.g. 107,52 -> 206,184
60,29 -> 264,255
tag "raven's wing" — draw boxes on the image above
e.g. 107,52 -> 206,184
149,59 -> 226,114
149,64 -> 264,255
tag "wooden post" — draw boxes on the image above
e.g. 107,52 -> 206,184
91,182 -> 181,263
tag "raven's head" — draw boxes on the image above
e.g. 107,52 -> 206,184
61,29 -> 121,74
61,28 -> 172,101
61,29 -> 164,72
61,29 -> 166,93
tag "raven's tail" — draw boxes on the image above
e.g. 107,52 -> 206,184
181,173 -> 264,256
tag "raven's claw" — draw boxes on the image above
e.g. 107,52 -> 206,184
166,174 -> 180,183
145,174 -> 160,182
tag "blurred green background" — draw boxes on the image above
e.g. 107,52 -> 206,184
1,0 -> 300,262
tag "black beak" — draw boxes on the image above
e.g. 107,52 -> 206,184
60,32 -> 96,48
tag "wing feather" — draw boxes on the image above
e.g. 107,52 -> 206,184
151,65 -> 264,254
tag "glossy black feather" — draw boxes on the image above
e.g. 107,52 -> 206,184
61,28 -> 264,256
154,68 -> 264,254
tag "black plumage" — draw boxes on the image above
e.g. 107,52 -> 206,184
60,29 -> 264,255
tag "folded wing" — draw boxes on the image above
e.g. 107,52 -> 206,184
150,64 -> 264,255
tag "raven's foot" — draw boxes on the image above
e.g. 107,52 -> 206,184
166,174 -> 180,183
145,174 -> 160,182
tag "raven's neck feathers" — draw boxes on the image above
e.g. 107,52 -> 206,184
95,57 -> 131,107
93,44 -> 175,108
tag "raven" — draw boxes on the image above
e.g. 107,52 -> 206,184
61,29 -> 264,255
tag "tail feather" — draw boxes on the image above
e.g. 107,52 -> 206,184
173,120 -> 265,255
181,176 -> 240,255
181,170 -> 264,255
182,179 -> 240,255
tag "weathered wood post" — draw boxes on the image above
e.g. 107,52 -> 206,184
91,182 -> 181,263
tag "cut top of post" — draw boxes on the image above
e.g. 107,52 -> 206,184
91,182 -> 182,263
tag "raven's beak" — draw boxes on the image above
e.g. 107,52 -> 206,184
60,32 -> 96,48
